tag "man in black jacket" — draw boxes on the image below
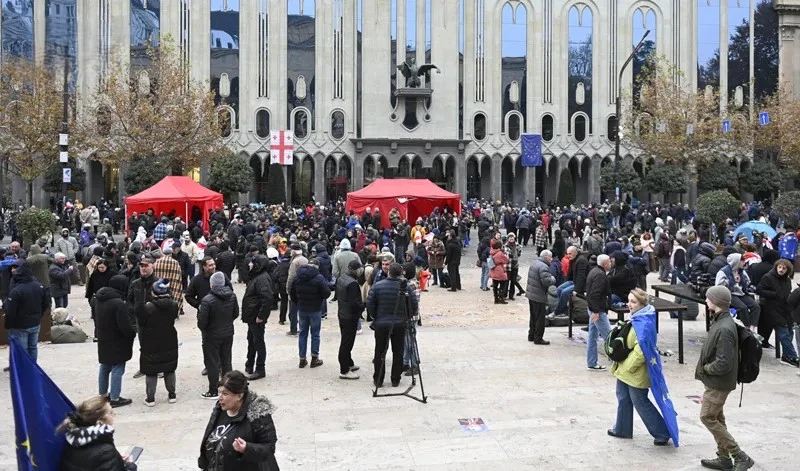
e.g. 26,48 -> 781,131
5,260 -> 49,362
444,230 -> 462,292
185,257 -> 218,312
585,254 -> 612,371
367,263 -> 419,388
127,255 -> 157,378
289,260 -> 331,369
336,260 -> 365,380
214,240 -> 236,280
241,255 -> 274,381
94,274 -> 135,408
198,272 -> 239,397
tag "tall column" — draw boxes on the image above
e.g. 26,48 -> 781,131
34,0 -> 45,66
190,0 -> 210,85
719,0 -> 728,115
776,0 -> 800,99
491,155 -> 502,201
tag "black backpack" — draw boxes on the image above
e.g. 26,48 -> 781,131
736,323 -> 762,384
605,322 -> 634,363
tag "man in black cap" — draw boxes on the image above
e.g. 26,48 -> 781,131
336,259 -> 365,380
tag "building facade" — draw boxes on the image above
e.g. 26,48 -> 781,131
0,1 -> 781,207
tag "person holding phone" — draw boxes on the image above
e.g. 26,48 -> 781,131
58,395 -> 138,470
198,370 -> 280,471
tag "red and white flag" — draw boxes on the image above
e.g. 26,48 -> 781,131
270,130 -> 294,166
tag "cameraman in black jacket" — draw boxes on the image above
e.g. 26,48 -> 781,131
336,260 -> 365,380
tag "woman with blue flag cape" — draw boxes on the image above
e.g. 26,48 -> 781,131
608,288 -> 680,447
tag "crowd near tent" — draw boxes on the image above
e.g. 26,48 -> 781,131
345,179 -> 462,224
124,176 -> 224,232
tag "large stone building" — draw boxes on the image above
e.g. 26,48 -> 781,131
0,0 -> 786,207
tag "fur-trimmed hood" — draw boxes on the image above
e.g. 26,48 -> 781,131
245,391 -> 276,421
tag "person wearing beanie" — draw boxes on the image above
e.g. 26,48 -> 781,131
336,259 -> 365,380
94,274 -> 136,408
585,253 -> 613,370
526,250 -> 555,345
697,285 -> 755,470
198,271 -> 238,398
714,253 -> 760,331
138,279 -> 179,407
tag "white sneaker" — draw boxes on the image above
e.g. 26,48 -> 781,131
339,371 -> 360,380
357,328 -> 363,335
144,398 -> 156,407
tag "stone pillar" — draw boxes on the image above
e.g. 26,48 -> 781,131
491,155 -> 502,202
776,0 -> 800,98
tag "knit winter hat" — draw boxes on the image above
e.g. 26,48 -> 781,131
705,286 -> 731,310
209,272 -> 226,289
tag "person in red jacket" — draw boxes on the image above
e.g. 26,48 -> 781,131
489,240 -> 510,304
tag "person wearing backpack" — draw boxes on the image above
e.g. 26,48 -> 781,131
696,286 -> 755,471
608,288 -> 677,446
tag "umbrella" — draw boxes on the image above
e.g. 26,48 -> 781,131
733,221 -> 777,242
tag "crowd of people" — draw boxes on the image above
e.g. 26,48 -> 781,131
4,196 -> 797,470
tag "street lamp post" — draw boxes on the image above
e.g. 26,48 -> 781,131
614,30 -> 651,184
60,44 -> 70,210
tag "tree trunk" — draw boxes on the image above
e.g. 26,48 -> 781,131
27,180 -> 33,208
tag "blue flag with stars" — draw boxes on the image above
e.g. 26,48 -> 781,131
10,337 -> 75,471
520,134 -> 543,167
631,305 -> 680,446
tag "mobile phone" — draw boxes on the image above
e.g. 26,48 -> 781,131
127,446 -> 144,463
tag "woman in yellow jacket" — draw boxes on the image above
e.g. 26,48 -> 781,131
608,288 -> 675,446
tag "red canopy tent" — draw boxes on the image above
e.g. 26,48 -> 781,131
124,176 -> 224,233
345,179 -> 461,224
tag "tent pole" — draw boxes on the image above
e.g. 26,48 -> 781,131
185,201 -> 189,224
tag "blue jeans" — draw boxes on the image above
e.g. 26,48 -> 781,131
555,281 -> 574,315
298,311 -> 322,359
671,268 -> 688,285
289,301 -> 298,333
98,363 -> 126,401
612,379 -> 670,440
54,295 -> 68,308
776,325 -> 798,359
9,325 -> 40,362
480,264 -> 490,290
587,311 -> 612,367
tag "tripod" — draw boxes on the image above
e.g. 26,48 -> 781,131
372,282 -> 428,404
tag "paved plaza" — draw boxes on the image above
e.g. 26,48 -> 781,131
0,251 -> 796,470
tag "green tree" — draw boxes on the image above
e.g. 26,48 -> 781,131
43,163 -> 87,194
774,190 -> 800,226
739,159 -> 785,196
123,156 -> 168,195
599,164 -> 641,194
265,164 -> 286,205
556,169 -> 575,208
695,189 -> 741,224
644,164 -> 689,196
208,153 -> 254,205
697,160 -> 739,192
16,207 -> 58,247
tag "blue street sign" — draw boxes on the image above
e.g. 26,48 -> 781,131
759,111 -> 770,126
62,168 -> 71,183
722,119 -> 731,133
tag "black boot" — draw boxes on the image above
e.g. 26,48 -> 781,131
700,453 -> 733,470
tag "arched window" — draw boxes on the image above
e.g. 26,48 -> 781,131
255,109 -> 270,138
574,115 -> 586,142
331,110 -> 345,139
501,2 -> 527,131
218,108 -> 232,137
697,0 -> 720,90
568,5 -> 592,132
293,109 -> 309,139
507,112 -> 521,141
473,113 -> 487,140
632,8 -> 656,109
541,114 -> 554,142
607,115 -> 617,141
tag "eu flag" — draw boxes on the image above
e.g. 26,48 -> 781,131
9,337 -> 75,471
632,306 -> 680,447
520,134 -> 543,167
